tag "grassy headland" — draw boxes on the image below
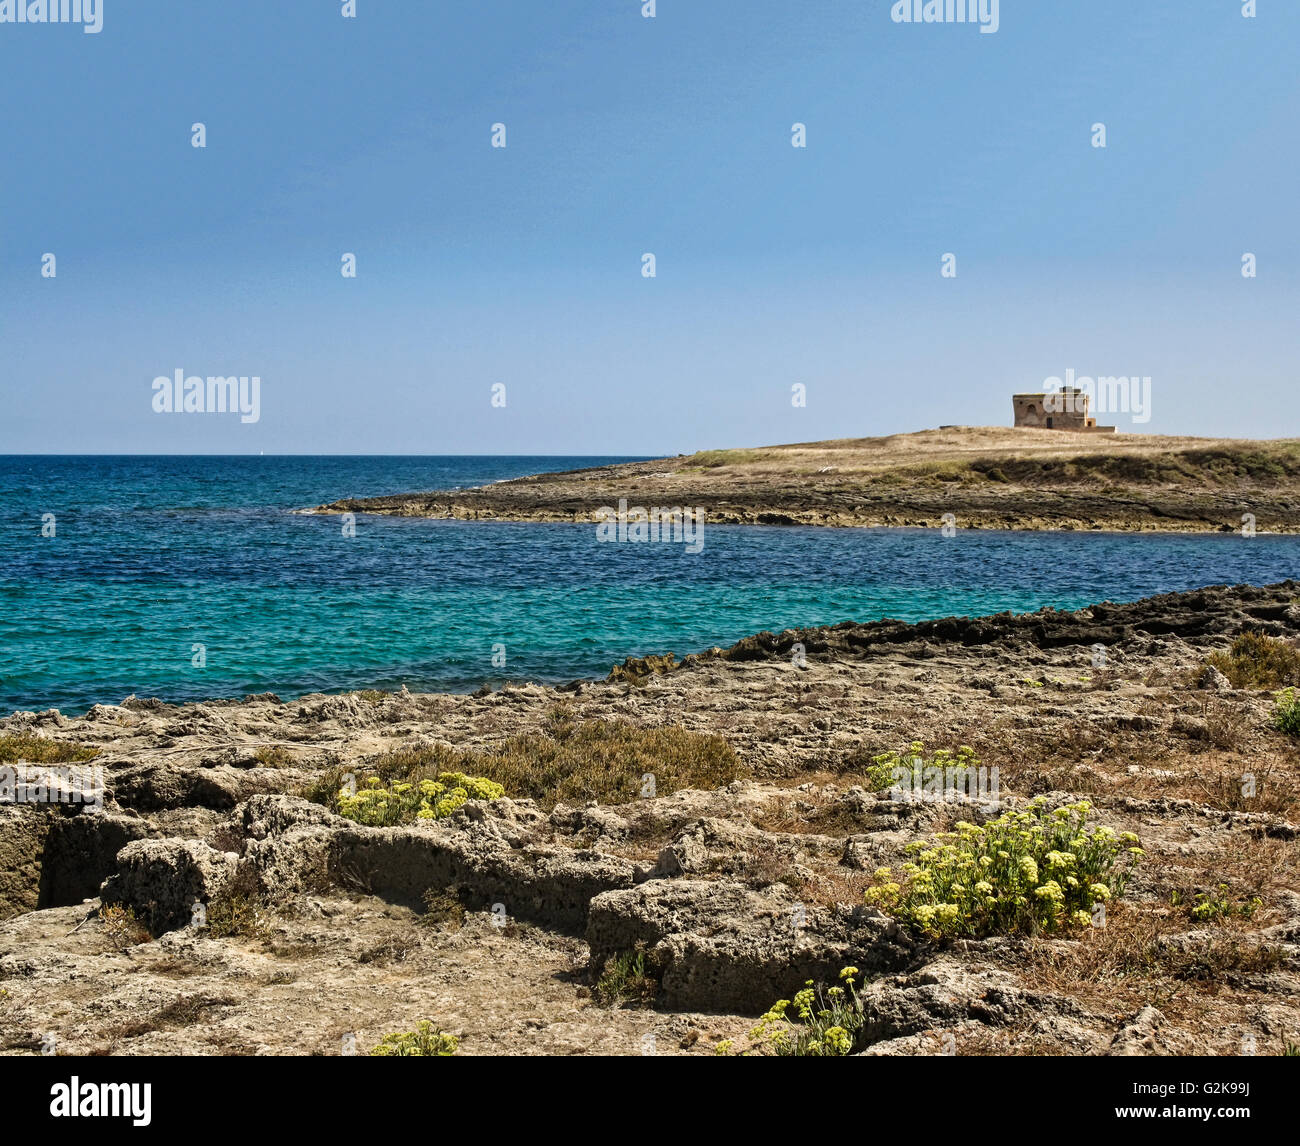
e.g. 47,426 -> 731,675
314,427 -> 1300,532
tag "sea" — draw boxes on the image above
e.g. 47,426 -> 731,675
1,455 -> 1297,714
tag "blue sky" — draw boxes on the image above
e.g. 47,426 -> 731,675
1,1 -> 1297,454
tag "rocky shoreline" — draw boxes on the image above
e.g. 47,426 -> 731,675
2,581 -> 1299,1055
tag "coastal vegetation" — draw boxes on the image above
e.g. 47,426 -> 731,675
253,745 -> 296,769
1272,688 -> 1300,738
306,714 -> 742,814
0,734 -> 98,764
1204,631 -> 1300,688
594,944 -> 662,1008
335,773 -> 505,826
861,742 -> 986,794
718,968 -> 866,1057
369,1022 -> 458,1056
205,873 -> 274,942
4,582 -> 1297,1056
866,799 -> 1142,940
98,904 -> 149,951
1172,884 -> 1262,925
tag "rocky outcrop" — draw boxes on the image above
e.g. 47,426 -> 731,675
0,807 -> 151,920
586,880 -> 914,1014
100,839 -> 239,934
308,428 -> 1300,534
700,581 -> 1300,666
857,959 -> 1060,1044
39,811 -> 153,908
102,795 -> 640,935
112,760 -> 284,812
0,806 -> 48,918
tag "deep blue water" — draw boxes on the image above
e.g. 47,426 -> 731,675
1,455 -> 1297,714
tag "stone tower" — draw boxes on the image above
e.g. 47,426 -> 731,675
1012,389 -> 1114,432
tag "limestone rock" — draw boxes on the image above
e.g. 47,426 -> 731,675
100,839 -> 239,934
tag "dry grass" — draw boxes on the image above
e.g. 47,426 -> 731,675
206,868 -> 273,941
357,935 -> 418,965
1016,831 -> 1295,1019
673,429 -> 1300,482
254,744 -> 297,768
972,699 -> 1300,818
305,710 -> 743,811
796,865 -> 875,909
1190,755 -> 1299,818
1199,833 -> 1299,902
419,889 -> 466,931
1018,905 -> 1283,1013
114,994 -> 239,1040
981,719 -> 1126,797
0,734 -> 98,763
98,904 -> 149,952
750,775 -> 897,837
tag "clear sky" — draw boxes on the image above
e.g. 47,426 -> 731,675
2,1 -> 1297,454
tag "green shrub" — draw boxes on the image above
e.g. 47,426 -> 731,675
1272,688 -> 1300,737
866,798 -> 1142,939
369,1021 -> 458,1057
1181,884 -> 1262,924
1204,632 -> 1300,689
718,968 -> 865,1057
594,944 -> 661,1008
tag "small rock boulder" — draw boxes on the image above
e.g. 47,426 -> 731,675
1196,665 -> 1231,692
100,838 -> 238,934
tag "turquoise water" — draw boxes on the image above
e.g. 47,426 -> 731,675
2,455 -> 1297,714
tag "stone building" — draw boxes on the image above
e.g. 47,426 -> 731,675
1012,389 -> 1115,432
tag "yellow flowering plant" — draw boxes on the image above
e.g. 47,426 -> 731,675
336,771 -> 504,826
866,798 -> 1141,939
720,967 -> 866,1057
864,742 -> 982,793
369,1021 -> 458,1056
